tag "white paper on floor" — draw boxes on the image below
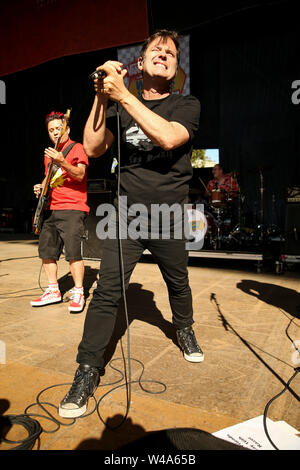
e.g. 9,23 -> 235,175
212,415 -> 300,450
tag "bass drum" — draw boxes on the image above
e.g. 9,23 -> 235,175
187,207 -> 208,242
205,211 -> 216,235
187,208 -> 216,249
203,211 -> 216,249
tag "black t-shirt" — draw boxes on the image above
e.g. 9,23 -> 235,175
106,93 -> 201,208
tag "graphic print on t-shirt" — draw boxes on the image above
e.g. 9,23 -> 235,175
126,124 -> 153,151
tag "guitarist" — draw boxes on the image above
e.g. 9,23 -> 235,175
31,111 -> 89,313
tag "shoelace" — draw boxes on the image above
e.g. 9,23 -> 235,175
67,288 -> 83,301
66,370 -> 91,400
71,292 -> 82,304
180,330 -> 201,353
43,288 -> 59,297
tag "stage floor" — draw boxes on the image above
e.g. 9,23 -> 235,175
0,235 -> 299,451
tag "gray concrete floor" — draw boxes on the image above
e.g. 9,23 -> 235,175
0,234 -> 299,450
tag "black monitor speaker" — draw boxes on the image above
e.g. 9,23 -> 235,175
284,203 -> 300,255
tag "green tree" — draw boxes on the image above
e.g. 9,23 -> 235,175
191,149 -> 207,168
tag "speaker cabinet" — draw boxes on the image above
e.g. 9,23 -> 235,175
81,190 -> 113,260
284,203 -> 300,255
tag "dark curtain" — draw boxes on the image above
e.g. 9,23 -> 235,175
187,3 -> 300,229
218,30 -> 300,227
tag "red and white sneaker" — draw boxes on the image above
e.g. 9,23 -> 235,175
68,288 -> 85,313
31,288 -> 61,307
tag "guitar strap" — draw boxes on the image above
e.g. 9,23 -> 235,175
48,142 -> 77,176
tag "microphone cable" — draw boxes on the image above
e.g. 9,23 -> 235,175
262,367 -> 299,450
112,103 -> 132,429
1,357 -> 166,450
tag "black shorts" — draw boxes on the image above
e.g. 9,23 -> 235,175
38,210 -> 87,261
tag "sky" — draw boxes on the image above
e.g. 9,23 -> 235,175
205,149 -> 219,163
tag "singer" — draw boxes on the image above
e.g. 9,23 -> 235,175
59,30 -> 203,418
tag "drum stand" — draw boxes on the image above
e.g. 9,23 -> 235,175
227,172 -> 244,245
227,190 -> 248,247
267,193 -> 281,238
212,207 -> 224,250
256,168 -> 265,242
229,168 -> 265,246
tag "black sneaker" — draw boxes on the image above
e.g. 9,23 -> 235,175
59,364 -> 100,418
176,326 -> 204,363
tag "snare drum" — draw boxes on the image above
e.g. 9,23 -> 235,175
210,189 -> 226,207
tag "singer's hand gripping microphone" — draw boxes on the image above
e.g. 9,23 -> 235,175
89,69 -> 107,80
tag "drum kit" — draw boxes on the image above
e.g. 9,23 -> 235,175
194,167 -> 283,251
204,184 -> 239,250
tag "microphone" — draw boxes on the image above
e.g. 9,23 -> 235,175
89,69 -> 107,80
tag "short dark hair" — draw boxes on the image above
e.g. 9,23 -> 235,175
140,29 -> 181,65
45,111 -> 64,127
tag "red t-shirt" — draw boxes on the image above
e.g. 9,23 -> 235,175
44,138 -> 89,213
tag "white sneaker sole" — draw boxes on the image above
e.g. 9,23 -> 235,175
58,403 -> 87,418
183,352 -> 204,363
30,298 -> 61,307
68,302 -> 85,313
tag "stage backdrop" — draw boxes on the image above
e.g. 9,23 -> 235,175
0,0 -> 148,76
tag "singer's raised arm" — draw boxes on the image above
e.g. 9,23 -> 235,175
83,93 -> 115,158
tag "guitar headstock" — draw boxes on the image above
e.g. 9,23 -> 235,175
61,108 -> 71,135
55,108 -> 71,149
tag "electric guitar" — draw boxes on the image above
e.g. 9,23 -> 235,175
32,109 -> 71,235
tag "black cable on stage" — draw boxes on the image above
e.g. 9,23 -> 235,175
1,414 -> 43,450
38,260 -> 45,292
285,315 -> 300,357
261,310 -> 300,450
263,368 -> 300,450
96,358 -> 166,429
0,255 -> 39,262
1,357 -> 166,450
210,293 -> 300,451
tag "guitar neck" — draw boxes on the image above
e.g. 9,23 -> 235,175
41,134 -> 65,197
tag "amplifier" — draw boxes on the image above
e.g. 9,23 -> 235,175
287,197 -> 300,203
286,186 -> 300,203
283,203 -> 300,255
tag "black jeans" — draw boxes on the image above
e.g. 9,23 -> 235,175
77,236 -> 194,368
